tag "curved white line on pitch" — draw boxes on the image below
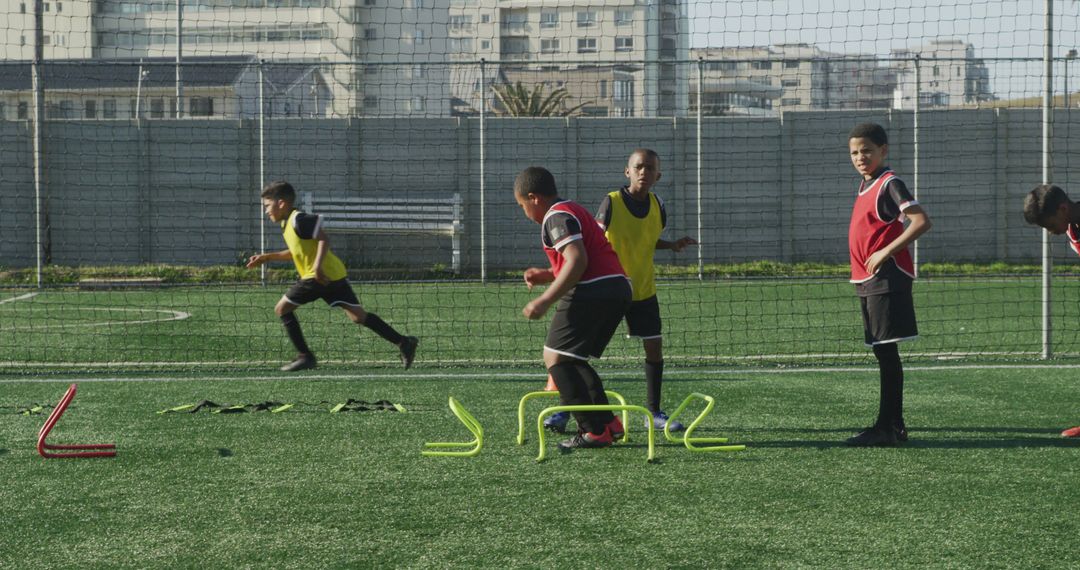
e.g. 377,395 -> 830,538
8,307 -> 191,330
0,292 -> 39,305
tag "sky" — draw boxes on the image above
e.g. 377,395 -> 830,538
687,0 -> 1080,99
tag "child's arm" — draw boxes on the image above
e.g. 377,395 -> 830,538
523,267 -> 556,290
657,236 -> 698,252
312,228 -> 331,284
246,249 -> 292,268
865,205 -> 932,275
523,241 -> 588,320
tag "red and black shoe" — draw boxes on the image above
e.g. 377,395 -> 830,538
558,429 -> 613,451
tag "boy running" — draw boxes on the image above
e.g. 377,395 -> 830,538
247,181 -> 418,372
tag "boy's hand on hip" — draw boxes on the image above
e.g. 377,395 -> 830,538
523,298 -> 551,320
314,268 -> 329,285
864,250 -> 890,275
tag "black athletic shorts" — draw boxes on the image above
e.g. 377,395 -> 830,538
545,284 -> 632,361
284,278 -> 361,308
860,290 -> 918,346
624,295 -> 662,339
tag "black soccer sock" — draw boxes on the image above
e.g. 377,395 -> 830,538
280,313 -> 313,356
361,313 -> 404,346
872,342 -> 904,429
645,359 -> 664,414
549,362 -> 605,435
578,362 -> 616,430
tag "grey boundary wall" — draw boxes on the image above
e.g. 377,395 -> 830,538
2,109 -> 1076,273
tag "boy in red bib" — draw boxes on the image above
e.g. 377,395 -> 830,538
846,123 -> 932,446
1023,184 -> 1080,438
515,166 -> 632,450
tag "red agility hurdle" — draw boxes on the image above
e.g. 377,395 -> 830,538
37,383 -> 116,459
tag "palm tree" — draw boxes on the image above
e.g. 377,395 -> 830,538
490,82 -> 593,117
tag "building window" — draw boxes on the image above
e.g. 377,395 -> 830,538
751,61 -> 772,70
615,37 -> 632,51
364,64 -> 379,75
57,2 -> 62,12
599,80 -> 607,97
780,98 -> 801,106
43,2 -> 49,11
614,80 -> 633,102
364,28 -> 377,40
615,9 -> 632,25
933,65 -> 940,76
190,97 -> 214,117
577,38 -> 597,53
785,60 -> 800,68
129,99 -> 137,118
84,100 -> 97,119
410,96 -> 425,112
20,3 -> 26,13
363,96 -> 378,109
481,14 -> 489,23
150,98 -> 165,118
414,29 -> 424,44
576,11 -> 596,28
540,39 -> 559,54
20,35 -> 25,46
408,64 -> 426,78
103,99 -> 117,119
18,102 -> 29,119
540,12 -> 558,28
363,0 -> 375,5
480,40 -> 490,50
781,79 -> 800,87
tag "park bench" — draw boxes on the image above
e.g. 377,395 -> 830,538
300,192 -> 464,273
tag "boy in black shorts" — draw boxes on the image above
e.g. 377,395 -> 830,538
1023,183 -> 1080,437
247,181 -> 418,372
846,123 -> 932,446
515,166 -> 633,449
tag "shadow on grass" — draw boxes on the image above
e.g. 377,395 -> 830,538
742,426 -> 1080,449
0,448 -> 8,456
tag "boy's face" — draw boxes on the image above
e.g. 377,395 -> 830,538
1040,203 -> 1072,235
849,137 -> 888,179
626,152 -> 661,193
515,192 -> 547,224
262,197 -> 291,223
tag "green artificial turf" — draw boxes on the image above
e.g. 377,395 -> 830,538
1,367 -> 1078,568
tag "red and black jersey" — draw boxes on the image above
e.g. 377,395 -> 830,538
849,168 -> 917,285
542,199 -> 627,290
1067,223 -> 1080,257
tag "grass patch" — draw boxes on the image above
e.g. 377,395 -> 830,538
1,367 -> 1078,567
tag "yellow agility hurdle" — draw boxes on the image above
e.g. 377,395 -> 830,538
422,397 -> 483,458
535,404 -> 655,462
516,390 -> 629,445
663,393 -> 746,453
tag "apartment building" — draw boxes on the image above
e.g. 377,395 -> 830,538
892,39 -> 993,108
1,0 -> 449,117
448,0 -> 689,117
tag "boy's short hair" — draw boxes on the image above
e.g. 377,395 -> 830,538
1024,184 -> 1070,225
848,123 -> 889,146
630,148 -> 660,163
261,181 -> 296,203
514,166 -> 558,197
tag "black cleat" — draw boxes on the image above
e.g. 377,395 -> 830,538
845,426 -> 898,447
399,336 -> 419,369
895,421 -> 908,443
557,430 -> 613,451
281,354 -> 317,372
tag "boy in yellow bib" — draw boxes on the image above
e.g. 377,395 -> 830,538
543,149 -> 696,433
247,181 -> 419,372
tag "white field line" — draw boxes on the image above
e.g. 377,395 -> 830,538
0,292 -> 39,305
6,307 -> 191,331
6,362 -> 1080,384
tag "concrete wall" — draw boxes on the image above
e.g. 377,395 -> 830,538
2,109 -> 1076,273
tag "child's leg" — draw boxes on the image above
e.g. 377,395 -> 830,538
548,360 -> 608,435
872,342 -> 903,429
643,338 -> 663,414
339,304 -> 405,345
276,297 -> 313,356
